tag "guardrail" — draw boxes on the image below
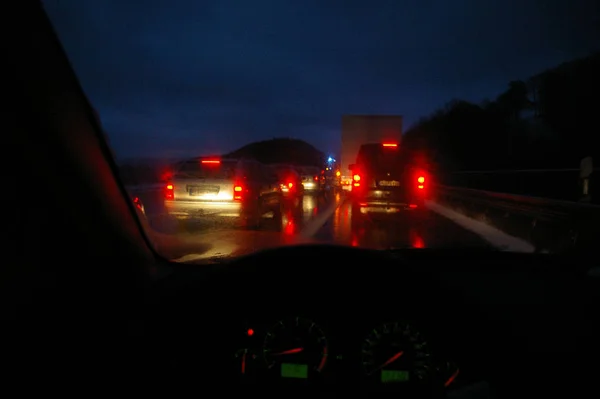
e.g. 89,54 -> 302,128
440,168 -> 597,203
434,184 -> 600,254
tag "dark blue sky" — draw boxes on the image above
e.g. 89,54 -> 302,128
43,0 -> 598,160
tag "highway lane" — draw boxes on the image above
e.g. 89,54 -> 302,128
129,186 -> 492,261
129,187 -> 339,261
312,199 -> 492,250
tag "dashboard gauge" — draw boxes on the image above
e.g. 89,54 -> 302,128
361,321 -> 432,383
439,361 -> 460,388
234,348 -> 259,376
263,317 -> 328,379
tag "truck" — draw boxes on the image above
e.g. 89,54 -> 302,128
340,115 -> 403,191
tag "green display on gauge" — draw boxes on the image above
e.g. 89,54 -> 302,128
381,369 -> 409,383
281,363 -> 308,379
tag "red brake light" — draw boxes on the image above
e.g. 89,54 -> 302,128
382,143 -> 397,147
201,159 -> 220,164
288,182 -> 293,188
417,175 -> 425,189
314,176 -> 318,181
234,184 -> 243,200
165,183 -> 174,200
353,174 -> 361,187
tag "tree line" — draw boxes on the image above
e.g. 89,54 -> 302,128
403,52 -> 600,176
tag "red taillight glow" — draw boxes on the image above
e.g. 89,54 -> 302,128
417,175 -> 425,190
133,196 -> 142,210
353,174 -> 360,181
382,143 -> 397,147
165,183 -> 174,200
201,159 -> 220,164
314,175 -> 319,181
288,182 -> 293,188
234,185 -> 243,200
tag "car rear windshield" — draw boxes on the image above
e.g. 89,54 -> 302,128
274,166 -> 298,176
301,167 -> 320,175
174,160 -> 237,179
357,146 -> 409,174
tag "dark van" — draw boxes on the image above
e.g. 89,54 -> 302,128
349,142 -> 427,218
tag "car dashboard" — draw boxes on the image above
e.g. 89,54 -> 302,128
141,245 -> 599,397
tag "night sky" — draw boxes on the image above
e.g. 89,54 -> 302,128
43,0 -> 598,161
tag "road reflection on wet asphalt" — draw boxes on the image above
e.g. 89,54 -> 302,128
131,187 -> 491,261
312,199 -> 491,250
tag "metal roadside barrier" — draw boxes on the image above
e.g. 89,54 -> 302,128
433,184 -> 600,254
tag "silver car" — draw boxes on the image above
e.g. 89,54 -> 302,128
164,157 -> 282,228
299,166 -> 321,193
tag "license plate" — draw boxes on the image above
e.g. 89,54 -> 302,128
379,180 -> 400,187
188,185 -> 219,195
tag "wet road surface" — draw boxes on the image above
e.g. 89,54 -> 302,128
130,187 -> 491,261
131,187 -> 338,260
312,199 -> 491,250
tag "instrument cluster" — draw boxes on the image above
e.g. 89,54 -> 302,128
232,316 -> 461,392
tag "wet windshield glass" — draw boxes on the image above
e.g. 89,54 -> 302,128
175,160 -> 237,179
43,1 -> 599,261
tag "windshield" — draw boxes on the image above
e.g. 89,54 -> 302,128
175,160 -> 237,179
356,144 -> 410,175
43,1 -> 599,262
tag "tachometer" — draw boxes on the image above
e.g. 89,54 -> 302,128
362,321 -> 432,383
263,317 -> 328,379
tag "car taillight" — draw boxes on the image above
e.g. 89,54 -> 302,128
165,183 -> 174,200
353,174 -> 361,187
234,184 -> 243,200
314,175 -> 318,181
288,182 -> 294,188
417,175 -> 425,189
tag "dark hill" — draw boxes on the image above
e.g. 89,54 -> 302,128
224,138 -> 324,166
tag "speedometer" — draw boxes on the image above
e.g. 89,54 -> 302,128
263,317 -> 328,379
361,321 -> 432,383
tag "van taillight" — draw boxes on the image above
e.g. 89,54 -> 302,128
353,174 -> 361,187
234,184 -> 243,200
165,183 -> 174,200
417,175 -> 425,189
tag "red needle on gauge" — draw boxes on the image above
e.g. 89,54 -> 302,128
372,351 -> 404,373
271,348 -> 304,355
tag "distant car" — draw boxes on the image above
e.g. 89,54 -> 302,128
164,157 -> 282,228
270,164 -> 304,205
318,168 -> 338,193
349,142 -> 427,220
299,166 -> 320,193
